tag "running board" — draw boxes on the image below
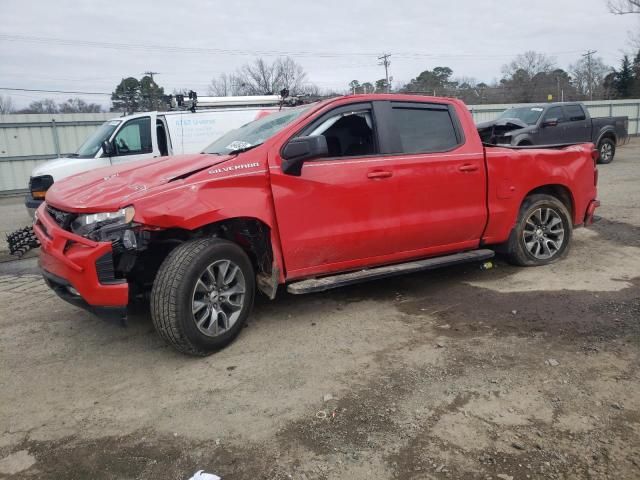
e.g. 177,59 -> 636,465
287,249 -> 495,295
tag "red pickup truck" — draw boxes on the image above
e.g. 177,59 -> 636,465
35,94 -> 600,355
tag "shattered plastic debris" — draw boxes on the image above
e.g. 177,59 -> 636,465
188,471 -> 221,480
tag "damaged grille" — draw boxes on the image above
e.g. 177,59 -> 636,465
45,205 -> 76,231
95,252 -> 120,284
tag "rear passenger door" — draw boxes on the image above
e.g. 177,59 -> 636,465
383,101 -> 487,250
562,104 -> 590,143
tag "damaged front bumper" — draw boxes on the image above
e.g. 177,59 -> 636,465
33,204 -> 129,322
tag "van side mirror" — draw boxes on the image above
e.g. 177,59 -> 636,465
101,140 -> 114,157
281,135 -> 329,176
542,118 -> 559,127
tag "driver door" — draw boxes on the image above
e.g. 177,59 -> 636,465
537,106 -> 566,145
109,115 -> 156,165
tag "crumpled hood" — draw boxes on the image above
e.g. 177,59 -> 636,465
477,118 -> 532,144
476,117 -> 529,131
45,153 -> 237,212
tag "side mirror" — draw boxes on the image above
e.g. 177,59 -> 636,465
542,118 -> 559,127
281,135 -> 328,176
101,140 -> 114,157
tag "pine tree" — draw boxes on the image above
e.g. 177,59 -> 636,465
111,77 -> 141,114
614,55 -> 633,99
632,50 -> 640,97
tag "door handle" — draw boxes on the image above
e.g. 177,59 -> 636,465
458,164 -> 479,172
367,170 -> 392,179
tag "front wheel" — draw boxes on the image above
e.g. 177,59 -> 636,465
506,194 -> 573,266
597,138 -> 615,164
151,238 -> 255,356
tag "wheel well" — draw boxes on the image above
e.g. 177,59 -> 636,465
598,132 -> 616,145
125,217 -> 275,299
517,139 -> 532,146
524,185 -> 574,218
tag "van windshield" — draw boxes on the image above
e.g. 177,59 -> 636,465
203,106 -> 311,155
74,120 -> 121,158
497,107 -> 544,125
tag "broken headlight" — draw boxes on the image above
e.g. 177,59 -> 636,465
71,206 -> 135,238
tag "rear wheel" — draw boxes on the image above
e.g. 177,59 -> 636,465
597,138 -> 615,164
506,194 -> 572,266
151,238 -> 255,356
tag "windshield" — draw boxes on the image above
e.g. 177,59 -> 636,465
75,120 -> 121,158
497,107 -> 544,125
203,106 -> 311,155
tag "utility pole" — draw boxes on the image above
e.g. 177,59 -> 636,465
378,54 -> 391,93
582,50 -> 597,101
143,71 -> 159,82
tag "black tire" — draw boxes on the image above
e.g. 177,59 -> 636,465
151,238 -> 255,356
506,194 -> 573,267
597,138 -> 615,164
517,140 -> 532,146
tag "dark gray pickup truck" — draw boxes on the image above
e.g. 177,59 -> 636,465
477,102 -> 629,163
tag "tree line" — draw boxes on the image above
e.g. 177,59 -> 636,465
2,47 -> 640,115
0,96 -> 103,114
349,50 -> 640,104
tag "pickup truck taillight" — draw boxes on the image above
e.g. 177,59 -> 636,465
591,148 -> 599,186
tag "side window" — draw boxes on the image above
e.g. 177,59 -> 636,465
542,106 -> 565,123
114,117 -> 152,156
391,106 -> 459,154
564,105 -> 586,122
307,109 -> 378,158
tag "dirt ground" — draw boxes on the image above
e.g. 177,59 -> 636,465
0,141 -> 639,480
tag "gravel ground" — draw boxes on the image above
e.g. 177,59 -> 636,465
0,141 -> 639,480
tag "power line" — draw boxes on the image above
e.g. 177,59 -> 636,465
0,86 -> 111,96
0,33 -> 587,60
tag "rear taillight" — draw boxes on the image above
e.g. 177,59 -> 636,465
591,148 -> 600,164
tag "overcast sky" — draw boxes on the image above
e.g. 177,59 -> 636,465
1,0 -> 638,109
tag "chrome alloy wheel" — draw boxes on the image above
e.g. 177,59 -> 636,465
191,259 -> 246,337
599,142 -> 613,163
522,207 -> 565,260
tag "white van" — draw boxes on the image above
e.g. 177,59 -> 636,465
25,96 -> 282,215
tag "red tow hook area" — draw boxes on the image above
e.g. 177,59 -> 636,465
584,199 -> 600,225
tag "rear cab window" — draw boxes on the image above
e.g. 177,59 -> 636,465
564,104 -> 587,121
390,102 -> 462,154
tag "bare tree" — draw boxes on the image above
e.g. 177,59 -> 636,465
58,98 -> 103,113
19,99 -> 59,114
570,55 -> 612,98
608,0 -> 640,13
238,58 -> 279,95
208,73 -> 245,96
0,95 -> 14,114
502,51 -> 557,79
213,57 -> 315,96
275,57 -> 307,94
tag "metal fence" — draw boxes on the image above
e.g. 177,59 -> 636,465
469,99 -> 640,133
0,112 -> 116,194
1,99 -> 639,194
